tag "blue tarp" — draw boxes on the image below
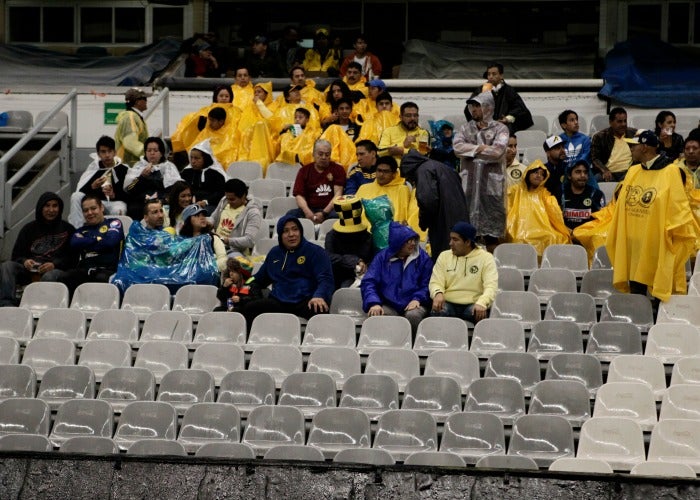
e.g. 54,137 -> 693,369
599,37 -> 700,108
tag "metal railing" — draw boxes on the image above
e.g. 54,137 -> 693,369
144,87 -> 170,138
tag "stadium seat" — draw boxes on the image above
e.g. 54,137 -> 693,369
484,352 -> 540,395
70,282 -> 120,319
657,296 -> 700,325
278,372 -> 337,418
36,365 -> 95,409
660,384 -> 700,420
413,317 -> 469,356
339,374 -> 399,420
191,343 -> 245,386
648,419 -> 700,473
121,284 -> 171,320
593,381 -> 657,431
329,288 -> 366,324
21,337 -> 75,380
671,357 -> 700,386
34,308 -> 86,342
630,461 -> 697,479
263,196 -> 299,228
19,282 -> 69,318
475,455 -> 539,470
545,354 -> 603,397
195,442 -> 255,459
544,292 -> 597,331
0,434 -> 51,452
599,295 -> 653,332
334,447 -> 395,465
580,269 -> 618,305
586,322 -> 643,362
404,451 -> 466,467
508,414 -> 574,467
78,339 -> 132,382
439,412 -> 505,465
401,376 -> 462,422
307,407 -> 371,459
607,355 -> 666,400
60,436 -> 119,455
588,115 -> 609,135
356,316 -> 412,354
591,246 -> 612,270
266,161 -> 301,188
226,160 -> 263,181
248,345 -> 303,388
464,378 -> 526,424
134,341 -> 188,384
541,244 -> 589,277
249,178 -> 287,205
521,146 -> 548,165
113,401 -> 178,451
0,337 -> 20,364
247,312 -> 301,350
597,182 -> 617,206
242,405 -> 306,456
112,215 -> 133,235
264,444 -> 325,461
577,417 -> 645,471
305,346 -> 361,390
301,314 -> 356,352
0,398 -> 50,436
373,409 -> 438,462
549,457 -> 613,474
85,309 -> 137,343
253,237 -> 278,256
156,369 -> 215,414
528,380 -> 591,427
364,348 -> 420,391
172,284 -> 218,322
49,399 -> 113,448
0,307 -> 33,344
316,218 -> 335,240
424,350 -> 480,394
0,110 -> 33,133
515,130 -> 547,150
688,274 -> 700,295
217,371 -> 276,418
470,318 -> 525,358
489,291 -> 541,329
177,402 -> 240,453
128,439 -> 187,456
527,320 -> 583,360
139,311 -> 193,345
528,268 -> 577,303
191,311 -> 247,347
97,367 -> 155,413
493,243 -> 538,277
0,365 -> 36,401
497,267 -> 525,292
530,115 -> 550,133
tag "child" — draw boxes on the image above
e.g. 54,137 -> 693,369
215,257 -> 260,312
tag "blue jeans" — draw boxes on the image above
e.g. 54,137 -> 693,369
432,301 -> 477,323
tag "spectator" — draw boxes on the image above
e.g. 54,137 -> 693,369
300,28 -> 339,77
141,199 -> 174,234
320,80 -> 359,127
676,136 -> 700,188
0,192 -> 75,307
243,215 -> 334,325
429,222 -> 498,324
212,84 -> 234,104
505,132 -> 525,189
340,62 -> 368,97
428,120 -> 458,170
655,110 -> 684,161
179,204 -> 227,272
323,98 -> 361,140
244,35 -> 281,78
320,98 -> 362,169
356,156 -> 417,229
190,106 -> 240,167
543,135 -> 567,202
115,88 -> 149,166
340,34 -> 382,80
185,40 -> 219,78
345,139 -> 378,195
211,179 -> 263,257
591,107 -> 637,181
361,222 -> 433,335
215,257 -> 260,312
166,181 -> 193,234
561,160 -> 605,231
272,84 -> 321,135
180,139 -> 228,215
273,66 -> 325,110
356,91 -> 397,145
355,79 -> 391,123
276,107 -> 319,166
378,101 -> 430,165
558,109 -> 591,168
231,66 -> 254,109
269,26 -> 301,75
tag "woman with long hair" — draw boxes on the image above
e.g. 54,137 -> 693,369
655,110 -> 684,161
167,180 -> 193,234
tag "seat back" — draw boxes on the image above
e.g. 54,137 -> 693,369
19,282 -> 69,317
497,267 -> 524,291
277,372 -> 337,416
21,338 -> 75,380
97,367 -> 155,412
484,352 -> 540,394
600,295 -> 653,332
191,343 -> 245,386
413,317 -> 469,355
113,401 -> 178,450
586,322 -> 642,362
86,309 -> 137,342
140,311 -> 193,343
0,338 -> 20,364
121,284 -> 171,320
0,398 -> 50,436
489,291 -> 541,328
657,296 -> 700,325
646,324 -> 700,364
546,353 -> 603,396
242,405 -> 306,455
528,268 -> 577,302
156,369 -> 215,412
544,292 -> 597,331
226,160 -> 263,181
0,364 -> 36,401
0,307 -> 33,343
529,380 -> 591,426
470,318 -> 525,357
301,314 -> 356,352
528,320 -> 583,359
577,417 -> 645,471
307,407 -> 371,458
49,399 -> 113,446
424,350 -> 480,393
339,374 -> 399,419
134,341 -> 189,383
357,316 -> 412,354
70,283 -> 120,319
172,284 -> 219,321
508,414 -> 574,467
177,402 -> 240,452
128,439 -> 187,456
36,365 -> 95,407
580,269 -> 617,304
248,345 -> 303,387
306,346 -> 361,390
464,378 -> 526,424
493,244 -> 538,275
373,409 -> 438,461
78,339 -> 132,382
541,244 -> 588,277
248,312 -> 301,348
364,348 -> 419,391
593,382 -> 657,430
192,311 -> 247,345
440,412 -> 505,464
60,436 -> 119,455
217,370 -> 275,416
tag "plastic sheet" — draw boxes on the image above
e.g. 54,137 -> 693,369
362,195 -> 394,250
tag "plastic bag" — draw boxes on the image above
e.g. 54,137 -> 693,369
362,195 -> 394,250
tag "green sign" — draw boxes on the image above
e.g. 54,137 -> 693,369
104,102 -> 126,125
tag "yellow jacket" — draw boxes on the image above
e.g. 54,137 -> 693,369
319,125 -> 357,170
356,176 -> 423,239
115,109 -> 148,166
302,49 -> 339,73
429,247 -> 498,308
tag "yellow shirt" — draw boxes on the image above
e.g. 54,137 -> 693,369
355,176 -> 422,238
378,124 -> 430,165
607,135 -> 633,173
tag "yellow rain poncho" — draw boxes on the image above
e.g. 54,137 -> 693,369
355,175 -> 424,240
356,110 -> 399,145
319,125 -> 357,170
232,84 -> 254,110
275,125 -> 321,166
573,184 -> 621,265
506,160 -> 571,256
190,106 -> 242,169
236,82 -> 277,172
269,101 -> 320,135
272,79 -> 325,111
171,103 -> 242,157
115,109 -> 148,166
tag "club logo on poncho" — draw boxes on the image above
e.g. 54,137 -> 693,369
297,256 -> 306,265
639,188 -> 656,208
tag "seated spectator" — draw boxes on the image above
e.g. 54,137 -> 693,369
243,215 -> 334,326
378,102 -> 430,166
179,204 -> 227,272
211,179 -> 263,257
289,139 -> 346,222
543,135 -> 567,202
506,160 -> 571,256
361,222 -> 433,335
319,80 -> 360,127
322,98 -> 361,139
166,181 -> 193,234
345,140 -> 378,195
185,40 -> 219,78
562,160 -> 605,231
180,139 -> 228,215
505,132 -> 525,189
69,136 -> 128,228
141,199 -> 174,235
428,120 -> 458,170
356,156 -> 417,229
591,107 -> 636,181
355,79 -> 394,123
340,34 -> 382,80
215,257 -> 261,312
124,137 -> 182,219
272,66 -> 325,110
243,35 -> 282,78
61,196 -> 124,293
356,92 -> 398,144
655,110 -> 684,161
324,195 -> 374,289
300,28 -> 339,77
0,192 -> 75,306
558,109 -> 591,168
320,99 -> 361,169
190,106 -> 240,168
270,84 -> 321,135
231,66 -> 254,109
340,62 -> 368,97
676,136 -> 700,188
276,107 -> 320,166
236,82 -> 277,171
429,222 -> 498,324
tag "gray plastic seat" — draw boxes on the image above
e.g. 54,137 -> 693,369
242,405 -> 306,456
121,284 -> 171,320
648,419 -> 700,473
156,369 -> 215,414
401,376 -> 462,422
529,380 -> 591,426
607,354 -> 667,400
373,409 -> 438,462
85,309 -> 139,343
247,312 -> 301,350
671,357 -> 700,386
264,196 -> 299,228
424,350 -> 480,394
661,384 -> 700,420
172,284 -> 219,321
134,341 -> 189,384
19,282 -> 69,318
339,374 -> 399,420
263,444 -> 325,461
404,451 -> 466,467
475,455 -> 539,470
645,324 -> 700,364
630,461 -> 697,479
470,318 -> 525,358
226,160 -> 263,181
413,317 -> 469,356
365,348 -> 420,391
489,291 -> 541,329
248,345 -> 303,388
544,292 -> 597,331
113,401 -> 178,451
0,110 -> 33,132
278,372 -> 337,418
0,434 -> 52,452
356,316 -> 412,354
266,161 -> 301,188
217,370 -> 275,417
577,417 -> 645,471
464,378 -> 526,424
78,339 -> 132,382
195,442 -> 256,459
329,288 -> 366,324
527,320 -> 583,360
333,447 -> 395,465
177,402 -> 240,453
191,343 -> 245,386
21,338 -> 75,380
0,398 -> 50,436
0,307 -> 33,344
0,364 -> 36,401
139,311 -> 193,345
508,414 -> 574,467
657,295 -> 700,325
49,399 -> 113,447
0,338 -> 20,365
580,269 -> 618,305
586,322 -> 642,362
549,457 -> 613,474
128,438 -> 187,456
97,367 -> 156,413
60,436 -> 119,455
306,346 -> 361,390
36,365 -> 95,409
528,268 -> 577,303
541,244 -> 589,277
484,352 -> 541,395
70,282 -> 120,319
34,308 -> 86,342
599,294 -> 653,333
316,218 -> 336,240
493,243 -> 538,277
191,311 -> 247,347
253,238 -> 277,256
307,407 -> 371,459
301,314 -> 356,352
249,178 -> 287,205
546,354 -> 603,397
440,412 -> 505,464
593,381 -> 657,431
591,245 -> 612,269
497,267 -> 524,292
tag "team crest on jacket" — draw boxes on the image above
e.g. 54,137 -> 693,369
297,256 -> 306,265
99,225 -> 108,233
583,198 -> 592,207
511,170 -> 522,179
469,265 -> 479,274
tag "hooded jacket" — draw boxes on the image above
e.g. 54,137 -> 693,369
180,139 -> 228,207
210,194 -> 264,255
252,215 -> 335,304
429,245 -> 498,308
115,108 -> 148,166
11,192 -> 76,269
464,81 -> 534,133
361,222 -> 433,312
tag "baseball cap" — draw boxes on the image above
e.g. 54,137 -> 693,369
124,88 -> 150,103
315,28 -> 330,38
283,84 -> 303,98
624,129 -> 659,147
543,135 -> 565,151
181,204 -> 207,222
366,79 -> 387,91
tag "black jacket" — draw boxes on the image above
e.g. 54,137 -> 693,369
464,82 -> 534,133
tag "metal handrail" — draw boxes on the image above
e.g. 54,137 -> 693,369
143,87 -> 170,137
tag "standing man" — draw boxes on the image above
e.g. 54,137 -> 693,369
558,109 -> 591,168
115,88 -> 149,166
345,139 -> 379,195
340,34 -> 382,80
453,91 -> 509,251
606,130 -> 698,301
543,135 -> 568,202
244,35 -> 281,78
378,102 -> 430,165
591,107 -> 637,181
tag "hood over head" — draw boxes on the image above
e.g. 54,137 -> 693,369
399,149 -> 429,182
466,91 -> 495,122
522,159 -> 550,189
276,214 -> 305,247
190,138 -> 215,160
35,192 -> 64,223
254,81 -> 274,104
387,221 -> 419,255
